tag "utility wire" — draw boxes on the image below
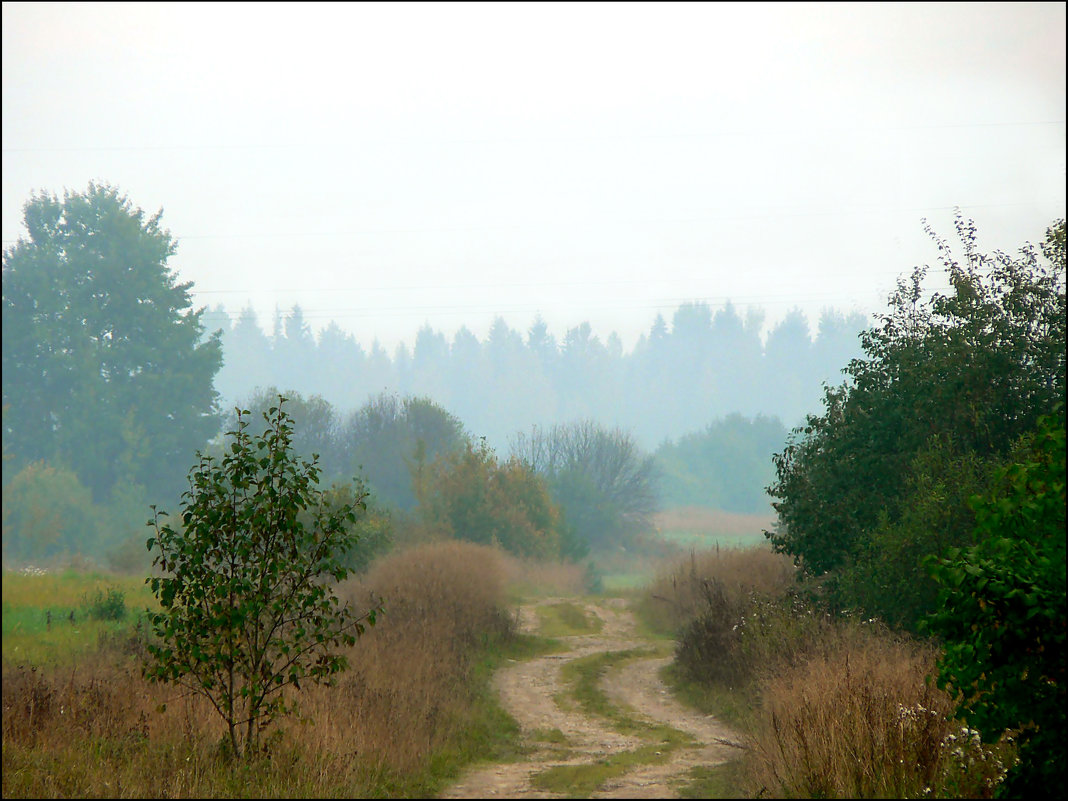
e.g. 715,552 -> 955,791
2,119 -> 1064,153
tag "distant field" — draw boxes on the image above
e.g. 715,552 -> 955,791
652,507 -> 776,551
2,569 -> 154,665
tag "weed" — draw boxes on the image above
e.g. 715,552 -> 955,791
82,587 -> 127,622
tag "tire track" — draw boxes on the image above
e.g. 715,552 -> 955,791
439,597 -> 742,799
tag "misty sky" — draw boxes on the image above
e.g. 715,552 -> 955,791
3,2 -> 1065,352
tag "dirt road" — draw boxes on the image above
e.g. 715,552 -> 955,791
439,597 -> 744,799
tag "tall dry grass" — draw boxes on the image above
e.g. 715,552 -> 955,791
305,539 -> 516,774
639,546 -> 1014,799
2,540 -> 518,798
638,546 -> 795,636
498,553 -> 590,598
740,628 -> 1011,799
653,507 -> 776,539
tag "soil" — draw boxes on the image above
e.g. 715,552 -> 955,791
439,597 -> 744,799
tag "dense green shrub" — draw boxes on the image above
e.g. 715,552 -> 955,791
927,412 -> 1066,797
768,217 -> 1065,631
82,586 -> 127,621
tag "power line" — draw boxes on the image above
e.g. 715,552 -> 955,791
2,119 -> 1064,153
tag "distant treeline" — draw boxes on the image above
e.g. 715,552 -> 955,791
204,301 -> 868,451
2,183 -> 859,567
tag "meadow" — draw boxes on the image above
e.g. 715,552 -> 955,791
651,507 -> 775,551
2,528 -> 1018,799
593,506 -> 776,592
1,542 -> 558,798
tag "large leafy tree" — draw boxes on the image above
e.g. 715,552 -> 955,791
766,216 -> 1065,629
233,387 -> 344,482
655,413 -> 787,513
1,183 -> 222,503
417,439 -> 564,560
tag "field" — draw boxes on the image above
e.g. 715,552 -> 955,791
594,507 -> 777,591
1,542 -> 544,798
2,569 -> 156,666
2,532 -> 1013,799
652,507 -> 775,551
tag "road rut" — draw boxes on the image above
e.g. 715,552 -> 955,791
439,597 -> 743,799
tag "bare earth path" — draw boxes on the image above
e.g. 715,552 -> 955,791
439,597 -> 744,799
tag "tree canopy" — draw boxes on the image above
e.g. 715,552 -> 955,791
511,420 -> 657,555
767,215 -> 1066,629
926,410 -> 1065,797
1,183 -> 222,504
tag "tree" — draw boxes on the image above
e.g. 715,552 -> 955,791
1,183 -> 222,503
2,461 -> 103,562
418,439 -> 564,559
511,420 -> 657,554
214,304 -> 273,407
926,411 -> 1066,797
766,216 -> 1066,629
143,397 -> 380,758
341,393 -> 468,510
763,308 -> 815,425
235,387 -> 344,482
655,413 -> 787,513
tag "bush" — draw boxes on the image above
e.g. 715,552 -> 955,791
329,540 -> 516,772
82,586 -> 127,621
2,461 -> 108,563
926,411 -> 1066,797
418,439 -> 565,560
144,398 -> 379,759
639,546 -> 795,636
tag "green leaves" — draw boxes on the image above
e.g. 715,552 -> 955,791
925,411 -> 1066,795
767,217 -> 1066,630
2,183 -> 223,503
142,395 -> 382,758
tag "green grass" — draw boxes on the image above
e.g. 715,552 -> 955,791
2,570 -> 157,666
2,569 -> 154,609
599,572 -> 654,592
385,626 -> 577,797
530,728 -> 570,745
561,647 -> 683,737
535,601 -> 603,637
530,741 -> 675,797
658,661 -> 758,732
678,761 -> 746,799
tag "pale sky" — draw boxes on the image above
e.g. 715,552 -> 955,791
3,2 -> 1065,352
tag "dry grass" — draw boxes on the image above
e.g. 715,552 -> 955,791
2,540 -> 520,798
316,540 -> 516,774
643,543 -> 1013,798
637,545 -> 795,636
498,554 -> 589,598
653,507 -> 776,538
740,629 -> 1011,799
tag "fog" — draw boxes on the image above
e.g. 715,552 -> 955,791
2,3 -> 1065,566
4,3 -> 1064,352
